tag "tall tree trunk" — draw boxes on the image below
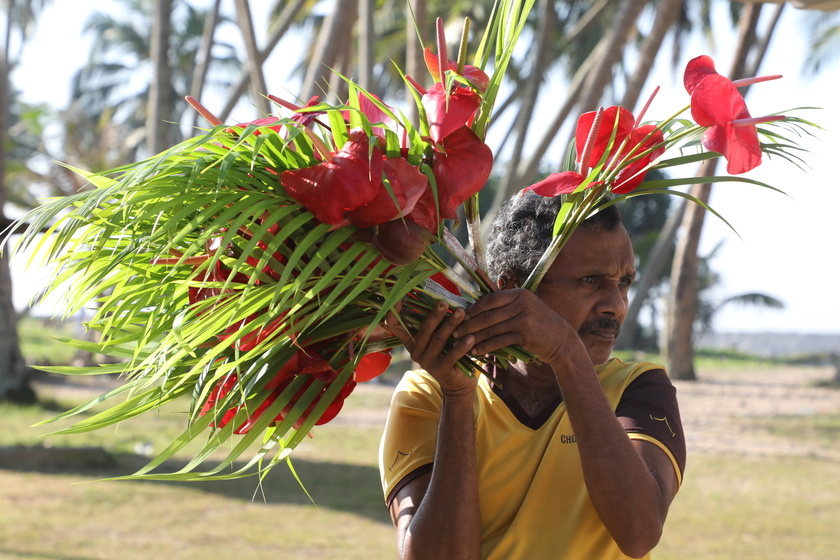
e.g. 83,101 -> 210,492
492,0 -> 556,209
235,0 -> 271,116
147,0 -> 174,154
404,0 -> 427,123
218,0 -> 308,121
0,55 -> 35,404
189,0 -> 222,129
616,198 -> 685,350
665,4 -> 762,381
621,0 -> 683,111
575,0 -> 646,113
300,0 -> 358,102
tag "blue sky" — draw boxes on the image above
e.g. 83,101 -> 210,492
9,1 -> 840,335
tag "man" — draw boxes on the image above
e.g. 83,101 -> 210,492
380,192 -> 685,559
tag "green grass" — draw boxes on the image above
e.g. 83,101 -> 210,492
8,319 -> 840,559
657,454 -> 840,560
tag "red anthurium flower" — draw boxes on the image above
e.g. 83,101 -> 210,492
688,72 -> 760,174
423,47 -> 490,92
345,157 -> 429,229
354,350 -> 392,382
280,129 -> 383,224
575,107 -> 636,169
612,124 -> 665,193
431,126 -> 493,219
573,106 -> 664,193
683,55 -> 783,175
523,171 -> 592,197
422,82 -> 482,144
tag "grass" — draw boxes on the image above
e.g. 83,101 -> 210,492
6,318 -> 840,559
4,379 -> 840,560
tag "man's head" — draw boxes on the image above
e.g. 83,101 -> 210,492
487,191 -> 634,364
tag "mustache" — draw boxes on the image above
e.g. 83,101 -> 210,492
579,317 -> 621,336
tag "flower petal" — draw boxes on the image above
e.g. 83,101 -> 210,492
683,55 -> 719,95
690,73 -> 751,128
422,82 -> 482,144
281,129 -> 382,224
431,126 -> 493,219
523,171 -> 588,197
575,106 -> 635,168
345,158 -> 428,229
354,350 -> 392,382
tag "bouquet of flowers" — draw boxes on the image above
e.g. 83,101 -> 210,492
5,0 -> 814,482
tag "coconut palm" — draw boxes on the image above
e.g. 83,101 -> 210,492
0,0 -> 53,403
70,0 -> 242,156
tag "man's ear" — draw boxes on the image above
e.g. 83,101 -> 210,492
497,272 -> 520,290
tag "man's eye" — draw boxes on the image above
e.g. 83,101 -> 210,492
582,276 -> 597,284
619,277 -> 633,287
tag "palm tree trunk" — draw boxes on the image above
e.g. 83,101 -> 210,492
147,0 -> 173,153
300,0 -> 358,102
189,0 -> 222,129
235,0 -> 271,117
665,4 -> 762,381
0,53 -> 35,404
575,0 -> 646,113
218,0 -> 308,121
621,0 -> 683,111
616,198 -> 685,350
492,0 -> 555,208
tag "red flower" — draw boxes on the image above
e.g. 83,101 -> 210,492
423,47 -> 490,92
422,82 -> 482,144
354,350 -> 392,382
431,126 -> 493,219
345,157 -> 429,229
575,107 -> 664,193
523,171 -> 594,197
683,55 -> 779,175
280,129 -> 383,224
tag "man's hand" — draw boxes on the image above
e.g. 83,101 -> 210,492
453,288 -> 574,364
385,301 -> 478,398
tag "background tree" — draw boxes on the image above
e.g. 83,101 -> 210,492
71,0 -> 241,156
0,0 -> 52,403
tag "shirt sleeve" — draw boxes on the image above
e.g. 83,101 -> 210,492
616,368 -> 687,483
378,370 -> 443,505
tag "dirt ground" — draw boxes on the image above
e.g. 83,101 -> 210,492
672,366 -> 840,460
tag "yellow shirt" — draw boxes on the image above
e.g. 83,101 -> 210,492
379,358 -> 681,560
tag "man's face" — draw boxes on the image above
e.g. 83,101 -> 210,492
533,226 -> 636,365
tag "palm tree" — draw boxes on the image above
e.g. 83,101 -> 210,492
666,1 -> 787,380
0,0 -> 53,403
71,0 -> 241,156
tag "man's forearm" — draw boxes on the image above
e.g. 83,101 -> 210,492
551,349 -> 670,558
401,394 -> 482,560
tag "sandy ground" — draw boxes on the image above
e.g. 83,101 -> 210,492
346,366 -> 840,460
672,366 -> 840,460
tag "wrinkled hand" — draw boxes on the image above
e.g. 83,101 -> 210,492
385,301 -> 477,399
453,288 -> 574,364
